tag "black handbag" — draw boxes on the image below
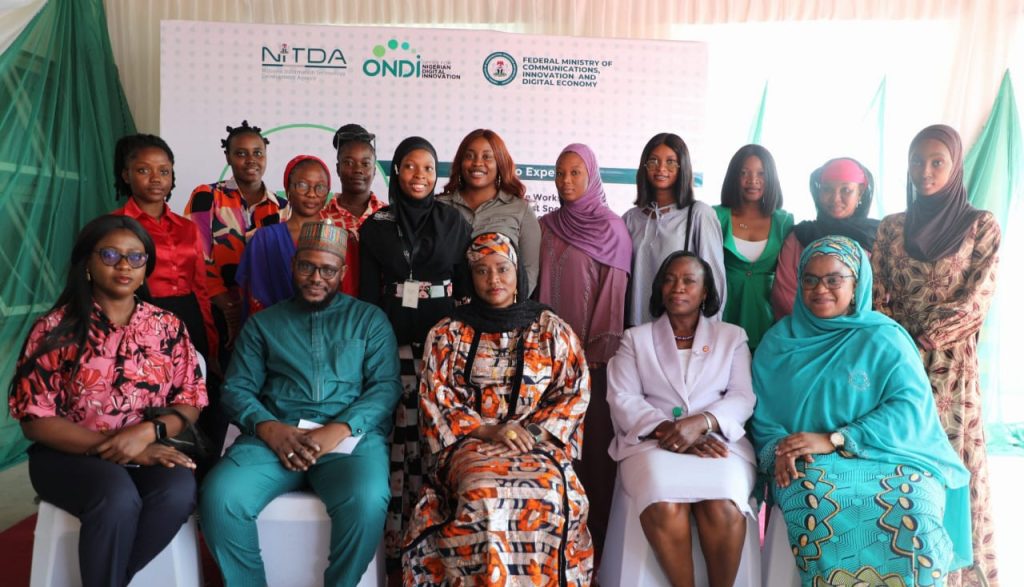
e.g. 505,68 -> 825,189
143,406 -> 213,460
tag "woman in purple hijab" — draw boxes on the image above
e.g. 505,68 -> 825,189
536,142 -> 631,554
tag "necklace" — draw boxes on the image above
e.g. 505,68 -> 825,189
738,222 -> 749,229
674,334 -> 695,342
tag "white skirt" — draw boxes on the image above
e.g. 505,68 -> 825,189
619,446 -> 756,518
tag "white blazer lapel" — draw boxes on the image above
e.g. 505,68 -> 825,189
685,316 -> 713,390
652,314 -> 688,401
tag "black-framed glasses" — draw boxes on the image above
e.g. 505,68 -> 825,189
94,248 -> 148,268
645,159 -> 680,170
295,260 -> 340,280
291,181 -> 330,197
333,129 -> 376,150
800,273 -> 855,290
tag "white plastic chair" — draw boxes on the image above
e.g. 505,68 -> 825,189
219,425 -> 385,587
762,505 -> 802,587
599,475 -> 762,587
29,500 -> 201,587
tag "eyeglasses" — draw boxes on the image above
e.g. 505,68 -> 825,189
291,181 -> 330,197
800,273 -> 855,290
645,159 -> 680,171
94,248 -> 148,268
333,129 -> 376,150
294,260 -> 340,280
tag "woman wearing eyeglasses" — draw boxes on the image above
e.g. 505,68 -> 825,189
752,235 -> 971,586
9,214 -> 207,587
321,123 -> 385,297
623,133 -> 726,327
236,155 -> 335,320
438,129 -> 542,296
358,136 -> 473,573
872,125 -> 1001,586
112,134 -> 217,365
771,157 -> 878,320
714,145 -> 793,350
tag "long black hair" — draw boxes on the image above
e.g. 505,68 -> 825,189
720,144 -> 784,214
649,250 -> 721,318
9,215 -> 156,396
634,133 -> 694,209
113,134 -> 176,200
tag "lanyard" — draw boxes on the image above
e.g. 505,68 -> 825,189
394,222 -> 420,280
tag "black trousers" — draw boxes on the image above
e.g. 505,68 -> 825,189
28,444 -> 197,587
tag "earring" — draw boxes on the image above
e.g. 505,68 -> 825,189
496,175 -> 502,189
86,270 -> 92,282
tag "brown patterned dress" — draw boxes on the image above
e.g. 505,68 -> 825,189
872,211 -> 1001,587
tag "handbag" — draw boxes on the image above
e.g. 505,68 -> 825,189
143,406 -> 213,460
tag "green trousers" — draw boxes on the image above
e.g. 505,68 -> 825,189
199,436 -> 389,587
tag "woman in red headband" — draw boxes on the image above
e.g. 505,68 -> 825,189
771,157 -> 879,319
236,155 -> 336,320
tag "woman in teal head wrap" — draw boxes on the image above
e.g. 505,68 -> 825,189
751,235 -> 971,586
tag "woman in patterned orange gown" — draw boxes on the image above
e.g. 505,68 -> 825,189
872,124 -> 1001,587
402,232 -> 594,585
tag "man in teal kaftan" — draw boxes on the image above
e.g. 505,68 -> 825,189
200,219 -> 401,587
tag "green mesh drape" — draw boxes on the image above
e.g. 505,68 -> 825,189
747,81 -> 768,145
964,71 -> 1024,455
0,0 -> 136,469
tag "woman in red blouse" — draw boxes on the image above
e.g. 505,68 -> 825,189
112,134 -> 218,366
8,214 -> 208,587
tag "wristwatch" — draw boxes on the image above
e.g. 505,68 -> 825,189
152,419 -> 167,442
829,430 -> 845,449
526,423 -> 544,442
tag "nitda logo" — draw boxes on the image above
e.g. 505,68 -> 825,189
261,43 -> 347,69
363,39 -> 420,78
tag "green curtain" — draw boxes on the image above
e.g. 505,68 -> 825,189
0,0 -> 136,470
747,81 -> 768,144
863,76 -> 888,218
964,70 -> 1024,455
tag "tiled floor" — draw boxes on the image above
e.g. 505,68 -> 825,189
1,455 -> 1022,583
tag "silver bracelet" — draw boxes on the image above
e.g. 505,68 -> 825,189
701,412 -> 714,435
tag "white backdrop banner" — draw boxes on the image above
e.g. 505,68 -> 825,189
160,21 -> 707,216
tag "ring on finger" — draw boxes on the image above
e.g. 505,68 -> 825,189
505,429 -> 518,440
286,452 -> 296,459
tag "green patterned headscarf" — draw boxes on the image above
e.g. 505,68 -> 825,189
802,234 -> 861,280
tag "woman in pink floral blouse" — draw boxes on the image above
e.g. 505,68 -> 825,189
8,214 -> 208,587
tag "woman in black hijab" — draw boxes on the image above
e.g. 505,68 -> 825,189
872,124 -> 1001,586
771,157 -> 880,318
358,136 -> 472,575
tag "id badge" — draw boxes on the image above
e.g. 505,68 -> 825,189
401,280 -> 420,308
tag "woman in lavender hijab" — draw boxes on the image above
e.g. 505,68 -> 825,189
535,143 -> 632,553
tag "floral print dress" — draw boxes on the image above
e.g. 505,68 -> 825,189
872,211 -> 1001,587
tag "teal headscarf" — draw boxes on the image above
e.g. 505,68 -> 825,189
751,235 -> 971,564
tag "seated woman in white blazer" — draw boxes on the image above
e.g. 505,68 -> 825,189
607,250 -> 756,587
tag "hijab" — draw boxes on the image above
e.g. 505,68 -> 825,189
751,235 -> 971,565
283,154 -> 331,192
539,143 -> 633,274
793,157 -> 880,251
903,124 -> 980,262
388,136 -> 440,249
451,232 -> 548,333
